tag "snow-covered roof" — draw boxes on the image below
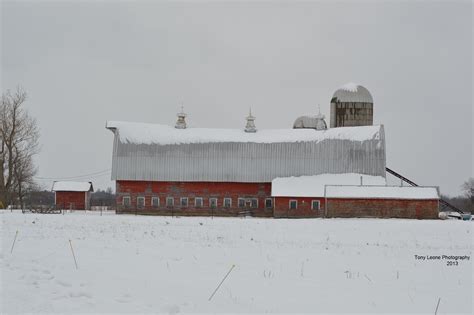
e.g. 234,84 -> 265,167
271,173 -> 386,197
325,186 -> 439,200
52,181 -> 93,192
293,115 -> 327,130
106,121 -> 382,145
332,82 -> 373,103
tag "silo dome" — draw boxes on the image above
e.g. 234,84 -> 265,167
331,82 -> 373,104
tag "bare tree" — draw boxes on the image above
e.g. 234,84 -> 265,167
461,178 -> 473,213
0,87 -> 40,208
461,178 -> 473,199
13,152 -> 38,207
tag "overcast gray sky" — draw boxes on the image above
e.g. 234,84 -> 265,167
1,0 -> 472,196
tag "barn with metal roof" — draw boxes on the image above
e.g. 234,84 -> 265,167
105,85 -> 439,219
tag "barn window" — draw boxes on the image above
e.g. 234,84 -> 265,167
209,198 -> 217,208
152,197 -> 159,208
265,198 -> 273,209
238,198 -> 245,208
123,196 -> 131,208
195,197 -> 203,208
180,197 -> 188,207
166,197 -> 174,207
289,200 -> 297,210
311,200 -> 320,210
152,197 -> 159,207
250,198 -> 258,209
224,198 -> 232,208
137,197 -> 145,209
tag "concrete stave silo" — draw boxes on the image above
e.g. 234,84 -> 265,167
330,82 -> 374,128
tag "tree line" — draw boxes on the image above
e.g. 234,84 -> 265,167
442,178 -> 473,214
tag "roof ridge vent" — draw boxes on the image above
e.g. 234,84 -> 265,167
175,106 -> 187,129
244,108 -> 257,133
293,105 -> 327,130
315,105 -> 325,120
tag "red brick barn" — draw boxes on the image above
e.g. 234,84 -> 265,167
324,185 -> 440,219
105,117 -> 387,217
102,85 -> 449,219
271,173 -> 387,218
105,116 -> 443,219
52,181 -> 94,210
272,174 -> 439,219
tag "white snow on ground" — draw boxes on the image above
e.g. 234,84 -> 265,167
1,211 -> 472,314
106,121 -> 382,145
271,173 -> 386,197
326,185 -> 439,200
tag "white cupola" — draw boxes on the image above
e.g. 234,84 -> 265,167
175,106 -> 187,129
244,108 -> 257,133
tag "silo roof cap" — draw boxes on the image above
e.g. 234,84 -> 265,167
332,82 -> 373,103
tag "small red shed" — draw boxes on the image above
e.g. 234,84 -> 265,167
52,181 -> 94,210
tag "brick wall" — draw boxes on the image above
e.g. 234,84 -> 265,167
116,181 -> 273,217
115,180 -> 439,219
274,197 -> 325,218
55,191 -> 87,210
326,198 -> 439,219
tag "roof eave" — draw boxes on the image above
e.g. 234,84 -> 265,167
105,121 -> 117,133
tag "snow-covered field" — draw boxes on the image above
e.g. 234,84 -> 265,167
1,211 -> 472,314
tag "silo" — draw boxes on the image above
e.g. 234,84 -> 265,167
330,83 -> 373,128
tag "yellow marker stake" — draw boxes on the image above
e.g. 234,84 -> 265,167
69,239 -> 78,269
209,264 -> 235,301
10,230 -> 18,254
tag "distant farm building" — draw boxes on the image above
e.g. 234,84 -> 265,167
52,181 -> 94,210
105,83 -> 440,219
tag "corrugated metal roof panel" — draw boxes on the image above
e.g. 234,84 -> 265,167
107,124 -> 386,182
